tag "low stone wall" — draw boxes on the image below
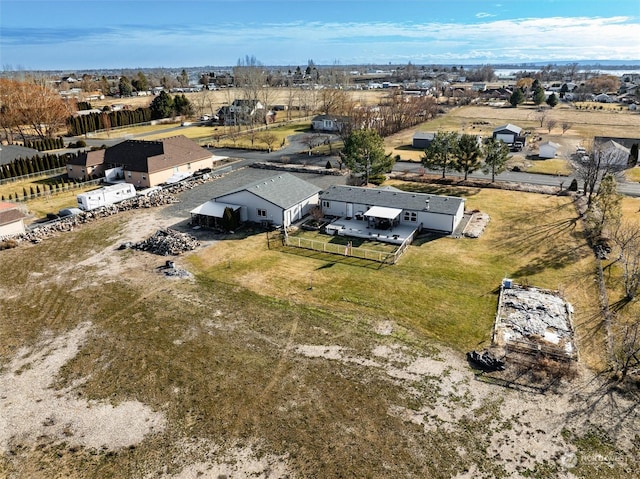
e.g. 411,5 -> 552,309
250,161 -> 346,176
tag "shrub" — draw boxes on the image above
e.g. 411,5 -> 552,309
568,178 -> 578,191
0,239 -> 18,250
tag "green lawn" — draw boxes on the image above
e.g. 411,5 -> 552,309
189,183 -> 598,354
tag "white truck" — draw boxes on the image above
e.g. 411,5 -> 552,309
77,183 -> 137,211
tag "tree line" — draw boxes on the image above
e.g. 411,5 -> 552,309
66,108 -> 153,136
421,132 -> 511,182
0,151 -> 79,180
23,137 -> 65,151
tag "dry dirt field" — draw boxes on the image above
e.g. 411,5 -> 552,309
1,184 -> 639,478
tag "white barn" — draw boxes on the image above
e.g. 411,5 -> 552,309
319,185 -> 465,234
192,173 -> 321,229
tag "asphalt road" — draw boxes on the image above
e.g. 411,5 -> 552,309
70,132 -> 640,198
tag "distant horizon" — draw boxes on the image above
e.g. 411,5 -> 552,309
5,60 -> 640,76
2,0 -> 638,71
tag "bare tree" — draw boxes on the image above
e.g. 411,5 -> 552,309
259,131 -> 278,152
575,142 -> 625,207
532,109 -> 547,127
545,118 -> 557,134
302,133 -> 324,155
612,321 -> 640,381
612,221 -> 640,299
561,121 -> 573,135
0,77 -> 72,142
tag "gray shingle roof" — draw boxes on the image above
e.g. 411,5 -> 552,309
216,172 -> 320,209
319,185 -> 464,216
494,124 -> 522,134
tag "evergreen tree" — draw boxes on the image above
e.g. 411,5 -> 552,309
453,134 -> 482,180
421,131 -> 458,178
150,91 -> 174,119
509,88 -> 526,107
118,76 -> 133,97
340,129 -> 394,185
482,138 -> 510,182
546,93 -> 559,108
533,86 -> 546,105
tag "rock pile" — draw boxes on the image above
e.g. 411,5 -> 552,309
131,229 -> 200,256
11,171 -> 226,247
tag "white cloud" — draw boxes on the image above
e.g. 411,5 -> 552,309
476,12 -> 495,19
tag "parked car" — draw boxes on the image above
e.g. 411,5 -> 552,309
58,207 -> 83,217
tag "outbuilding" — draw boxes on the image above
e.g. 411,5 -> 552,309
191,173 -> 321,229
0,202 -> 28,238
538,141 -> 560,159
493,124 -> 525,146
412,131 -> 436,149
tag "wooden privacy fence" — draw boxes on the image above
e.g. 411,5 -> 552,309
281,233 -> 413,265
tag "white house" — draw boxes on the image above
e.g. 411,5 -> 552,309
0,202 -> 27,238
191,173 -> 321,229
311,115 -> 349,132
599,140 -> 631,168
319,185 -> 465,235
539,141 -> 560,159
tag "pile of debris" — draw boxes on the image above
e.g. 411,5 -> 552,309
130,229 -> 200,256
10,171 -> 233,247
494,282 -> 577,359
463,211 -> 490,238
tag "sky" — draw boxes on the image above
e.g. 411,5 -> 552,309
1,0 -> 639,71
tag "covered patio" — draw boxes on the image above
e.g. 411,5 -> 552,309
190,201 -> 242,230
325,205 -> 417,245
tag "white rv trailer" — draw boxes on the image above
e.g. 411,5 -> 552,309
77,183 -> 137,211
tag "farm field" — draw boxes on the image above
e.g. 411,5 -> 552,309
1,178 -> 639,478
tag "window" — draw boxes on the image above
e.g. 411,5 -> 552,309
403,211 -> 417,222
257,208 -> 267,217
127,171 -> 132,178
322,201 -> 330,208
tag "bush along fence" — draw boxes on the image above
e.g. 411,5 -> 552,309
0,152 -> 78,182
0,177 -> 102,203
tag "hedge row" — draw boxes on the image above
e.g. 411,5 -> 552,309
24,137 -> 65,151
66,107 -> 153,136
0,152 -> 79,180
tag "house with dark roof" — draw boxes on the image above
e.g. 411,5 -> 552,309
217,99 -> 265,125
319,184 -> 465,236
66,136 -> 215,187
190,173 -> 321,229
0,202 -> 28,238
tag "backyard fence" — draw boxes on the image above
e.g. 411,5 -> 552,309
3,178 -> 102,203
281,231 -> 414,265
0,167 -> 67,185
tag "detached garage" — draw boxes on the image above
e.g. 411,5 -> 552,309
493,124 -> 525,146
191,173 -> 321,229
